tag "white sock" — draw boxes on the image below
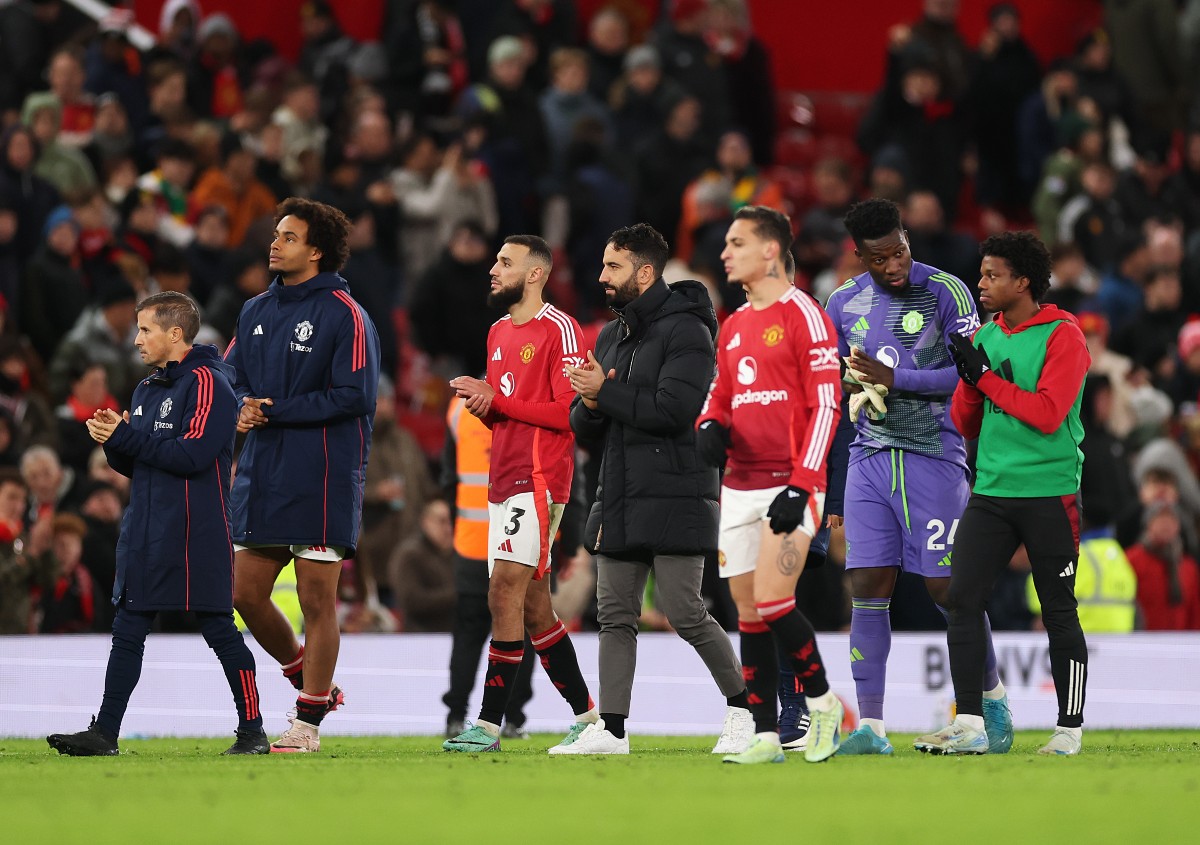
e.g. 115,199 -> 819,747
956,714 -> 985,731
476,719 -> 500,737
861,717 -> 886,737
576,707 -> 599,724
755,731 -> 781,746
1056,725 -> 1082,738
983,680 -> 1007,700
806,690 -> 838,712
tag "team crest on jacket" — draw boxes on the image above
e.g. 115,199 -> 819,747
295,320 -> 315,342
520,342 -> 536,364
762,324 -> 784,347
159,398 -> 173,418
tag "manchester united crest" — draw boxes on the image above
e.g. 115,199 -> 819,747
762,324 -> 785,347
520,342 -> 536,363
295,320 -> 314,342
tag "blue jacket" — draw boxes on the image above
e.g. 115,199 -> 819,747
226,272 -> 379,555
104,344 -> 237,612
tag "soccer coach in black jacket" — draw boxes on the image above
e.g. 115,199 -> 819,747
560,224 -> 751,756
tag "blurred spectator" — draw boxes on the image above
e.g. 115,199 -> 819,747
299,0 -> 356,124
190,135 -> 276,248
489,0 -> 577,91
48,281 -> 141,404
1168,320 -> 1200,410
654,0 -> 730,141
20,205 -> 88,365
22,91 -> 98,199
46,47 -> 96,150
205,247 -> 270,341
187,13 -> 245,120
794,157 -> 856,280
858,51 -> 967,221
135,138 -> 197,248
584,4 -> 629,103
456,34 -> 549,236
1117,132 -> 1196,233
1016,59 -> 1079,199
1080,312 -> 1140,439
539,47 -> 612,194
0,336 -> 56,453
888,0 -> 973,101
0,468 -> 54,634
183,205 -> 231,305
903,189 -> 979,295
1044,241 -> 1099,315
0,124 -> 61,265
155,0 -> 202,63
56,362 -> 117,478
390,498 -> 456,631
1112,264 -> 1186,382
1073,28 -> 1135,131
340,208 -> 401,379
409,221 -> 502,377
359,378 -> 438,610
76,479 -> 123,632
37,511 -> 97,633
676,129 -> 783,264
1093,231 -> 1149,333
866,148 -> 909,204
20,444 -> 78,521
84,93 -> 135,179
1105,0 -> 1185,132
84,10 -> 149,133
0,197 -> 18,309
86,444 -> 129,505
271,73 -> 327,189
139,59 -> 190,165
968,2 -> 1041,210
1125,502 -> 1200,629
1032,118 -> 1105,247
1057,161 -> 1124,273
381,0 -> 469,125
1121,439 -> 1200,552
1078,375 -> 1138,533
0,0 -> 91,118
609,44 -> 685,152
705,0 -> 775,166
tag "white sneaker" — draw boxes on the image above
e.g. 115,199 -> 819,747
270,719 -> 320,753
547,719 -> 629,755
1038,727 -> 1082,756
711,706 -> 754,754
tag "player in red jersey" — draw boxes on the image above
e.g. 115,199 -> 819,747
697,206 -> 844,764
444,235 -> 598,752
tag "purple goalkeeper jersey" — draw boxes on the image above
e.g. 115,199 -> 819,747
824,261 -> 980,469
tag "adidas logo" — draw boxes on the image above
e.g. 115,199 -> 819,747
132,406 -> 143,416
484,677 -> 505,688
253,324 -> 264,336
492,348 -> 502,361
725,332 -> 741,351
1059,560 -> 1076,578
497,538 -> 513,554
937,553 -> 952,567
853,316 -> 870,332
849,647 -> 865,662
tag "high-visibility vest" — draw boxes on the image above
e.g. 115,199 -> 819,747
1026,536 -> 1137,632
235,560 -> 303,634
448,396 -> 492,560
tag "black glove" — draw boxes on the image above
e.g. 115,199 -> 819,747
766,485 -> 810,535
948,333 -> 990,387
696,420 -> 731,467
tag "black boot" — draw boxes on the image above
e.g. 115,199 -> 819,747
47,716 -> 119,756
223,728 -> 270,755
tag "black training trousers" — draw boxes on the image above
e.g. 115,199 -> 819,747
946,493 -> 1087,728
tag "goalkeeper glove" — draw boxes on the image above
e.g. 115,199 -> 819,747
766,485 -> 810,535
948,334 -> 990,387
696,420 -> 731,467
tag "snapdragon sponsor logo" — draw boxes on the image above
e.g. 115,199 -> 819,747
732,387 -> 789,409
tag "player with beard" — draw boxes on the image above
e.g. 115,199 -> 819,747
824,198 -> 1012,755
444,235 -> 599,753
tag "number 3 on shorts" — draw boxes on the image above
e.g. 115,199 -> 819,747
926,518 -> 959,551
504,507 -> 525,536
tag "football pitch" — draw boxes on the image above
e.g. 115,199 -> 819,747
6,731 -> 1197,844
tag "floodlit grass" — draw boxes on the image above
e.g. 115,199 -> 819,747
5,731 -> 1199,844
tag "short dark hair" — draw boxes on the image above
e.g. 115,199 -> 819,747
980,231 -> 1052,301
843,198 -> 902,246
275,197 -> 351,273
137,291 -> 201,343
733,205 -> 793,260
503,234 -> 553,272
0,467 -> 26,491
607,223 -> 669,278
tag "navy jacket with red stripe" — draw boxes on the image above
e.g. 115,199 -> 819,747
225,272 -> 379,556
104,344 -> 238,612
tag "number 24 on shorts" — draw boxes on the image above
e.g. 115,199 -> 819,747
926,518 -> 959,551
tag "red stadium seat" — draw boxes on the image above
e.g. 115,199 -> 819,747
774,129 -> 819,168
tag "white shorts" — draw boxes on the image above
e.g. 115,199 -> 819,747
233,543 -> 346,562
487,491 -> 565,578
718,485 -> 824,579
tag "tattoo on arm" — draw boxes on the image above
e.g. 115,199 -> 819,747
777,536 -> 801,576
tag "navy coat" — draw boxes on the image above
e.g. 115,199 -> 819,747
225,272 -> 379,555
104,344 -> 237,612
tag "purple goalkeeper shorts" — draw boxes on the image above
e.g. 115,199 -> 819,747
843,450 -> 970,578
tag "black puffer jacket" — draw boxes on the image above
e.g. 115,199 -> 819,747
570,277 -> 719,556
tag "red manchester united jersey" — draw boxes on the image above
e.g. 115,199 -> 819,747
485,303 -> 583,504
698,287 -> 841,492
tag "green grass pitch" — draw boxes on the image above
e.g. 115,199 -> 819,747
6,731 -> 1198,844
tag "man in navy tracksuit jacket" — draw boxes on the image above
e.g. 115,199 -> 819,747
47,292 -> 268,756
227,198 -> 379,753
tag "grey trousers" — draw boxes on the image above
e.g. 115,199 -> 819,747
596,553 -> 744,715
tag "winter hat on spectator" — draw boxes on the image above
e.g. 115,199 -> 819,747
43,205 -> 79,238
198,13 -> 238,43
624,45 -> 660,72
1076,312 -> 1109,341
1179,321 -> 1200,360
488,36 -> 524,68
98,279 -> 138,309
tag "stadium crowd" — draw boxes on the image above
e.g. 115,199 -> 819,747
2,0 -> 1200,640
